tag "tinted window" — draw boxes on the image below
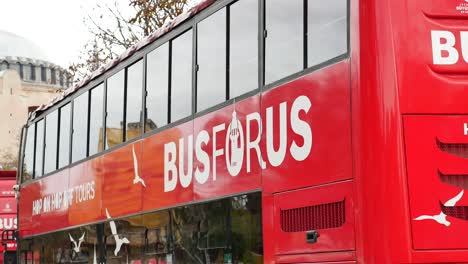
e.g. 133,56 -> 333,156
171,30 -> 193,122
44,110 -> 58,174
197,10 -> 226,111
72,92 -> 89,163
23,125 -> 35,182
126,60 -> 143,141
34,119 -> 44,178
146,44 -> 169,131
106,70 -> 125,148
230,0 -> 258,98
89,84 -> 104,156
308,0 -> 347,66
58,103 -> 71,168
265,0 -> 303,84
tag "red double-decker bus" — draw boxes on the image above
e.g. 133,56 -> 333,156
15,0 -> 468,263
0,170 -> 18,264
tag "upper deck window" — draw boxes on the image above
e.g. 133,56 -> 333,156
308,0 -> 347,66
125,60 -> 143,141
265,0 -> 303,84
23,125 -> 35,182
197,9 -> 227,112
44,110 -> 58,174
34,119 -> 44,178
58,103 -> 71,169
106,70 -> 125,148
230,0 -> 258,98
171,30 -> 193,122
265,0 -> 348,85
72,92 -> 89,163
89,84 -> 104,156
146,43 -> 169,131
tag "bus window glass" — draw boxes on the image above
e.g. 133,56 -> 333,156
197,9 -> 226,111
146,43 -> 169,131
34,119 -> 44,178
38,226 -> 98,263
171,30 -> 193,122
308,0 -> 347,66
126,60 -> 143,141
44,110 -> 58,174
106,70 -> 125,148
58,103 -> 71,169
104,215 -> 144,262
89,84 -> 104,156
23,125 -> 35,182
231,193 -> 263,263
72,92 -> 89,163
230,0 -> 258,98
265,0 -> 303,84
143,211 -> 171,263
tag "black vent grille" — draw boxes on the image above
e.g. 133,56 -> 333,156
280,200 -> 345,233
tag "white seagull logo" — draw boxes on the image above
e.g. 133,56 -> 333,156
132,145 -> 146,187
69,232 -> 85,253
106,209 -> 130,256
414,190 -> 464,227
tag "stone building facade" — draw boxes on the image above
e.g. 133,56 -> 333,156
0,30 -> 70,168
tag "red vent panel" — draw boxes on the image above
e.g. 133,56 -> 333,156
436,138 -> 468,159
280,200 -> 345,232
439,171 -> 468,189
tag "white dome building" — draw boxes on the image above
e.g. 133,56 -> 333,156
0,31 -> 70,168
0,30 -> 70,88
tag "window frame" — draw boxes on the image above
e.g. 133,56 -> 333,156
21,0 -> 349,183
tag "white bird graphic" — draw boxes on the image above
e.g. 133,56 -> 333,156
106,209 -> 130,256
69,232 -> 85,253
132,145 -> 146,187
414,190 -> 464,227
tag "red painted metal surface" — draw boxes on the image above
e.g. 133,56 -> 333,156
0,170 -> 17,261
17,0 -> 468,263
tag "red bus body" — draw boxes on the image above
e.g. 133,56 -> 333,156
17,0 -> 468,263
0,171 -> 18,262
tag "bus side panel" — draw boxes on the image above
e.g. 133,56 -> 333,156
193,96 -> 262,200
141,121 -> 194,211
261,60 -> 352,194
21,170 -> 70,236
68,158 -> 103,226
398,0 -> 468,114
263,180 -> 355,262
101,142 -> 143,217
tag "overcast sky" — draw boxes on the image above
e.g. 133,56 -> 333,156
0,0 -> 135,68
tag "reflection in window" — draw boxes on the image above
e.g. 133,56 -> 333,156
72,92 -> 89,163
106,70 -> 125,148
146,43 -> 169,131
23,125 -> 35,182
104,215 -> 144,263
58,103 -> 71,169
34,119 -> 44,178
144,211 -> 171,263
171,30 -> 193,122
230,0 -> 258,98
89,84 -> 104,156
44,110 -> 58,174
265,0 -> 303,84
126,60 -> 143,141
171,193 -> 263,263
308,0 -> 347,66
33,226 -> 98,263
197,9 -> 226,111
